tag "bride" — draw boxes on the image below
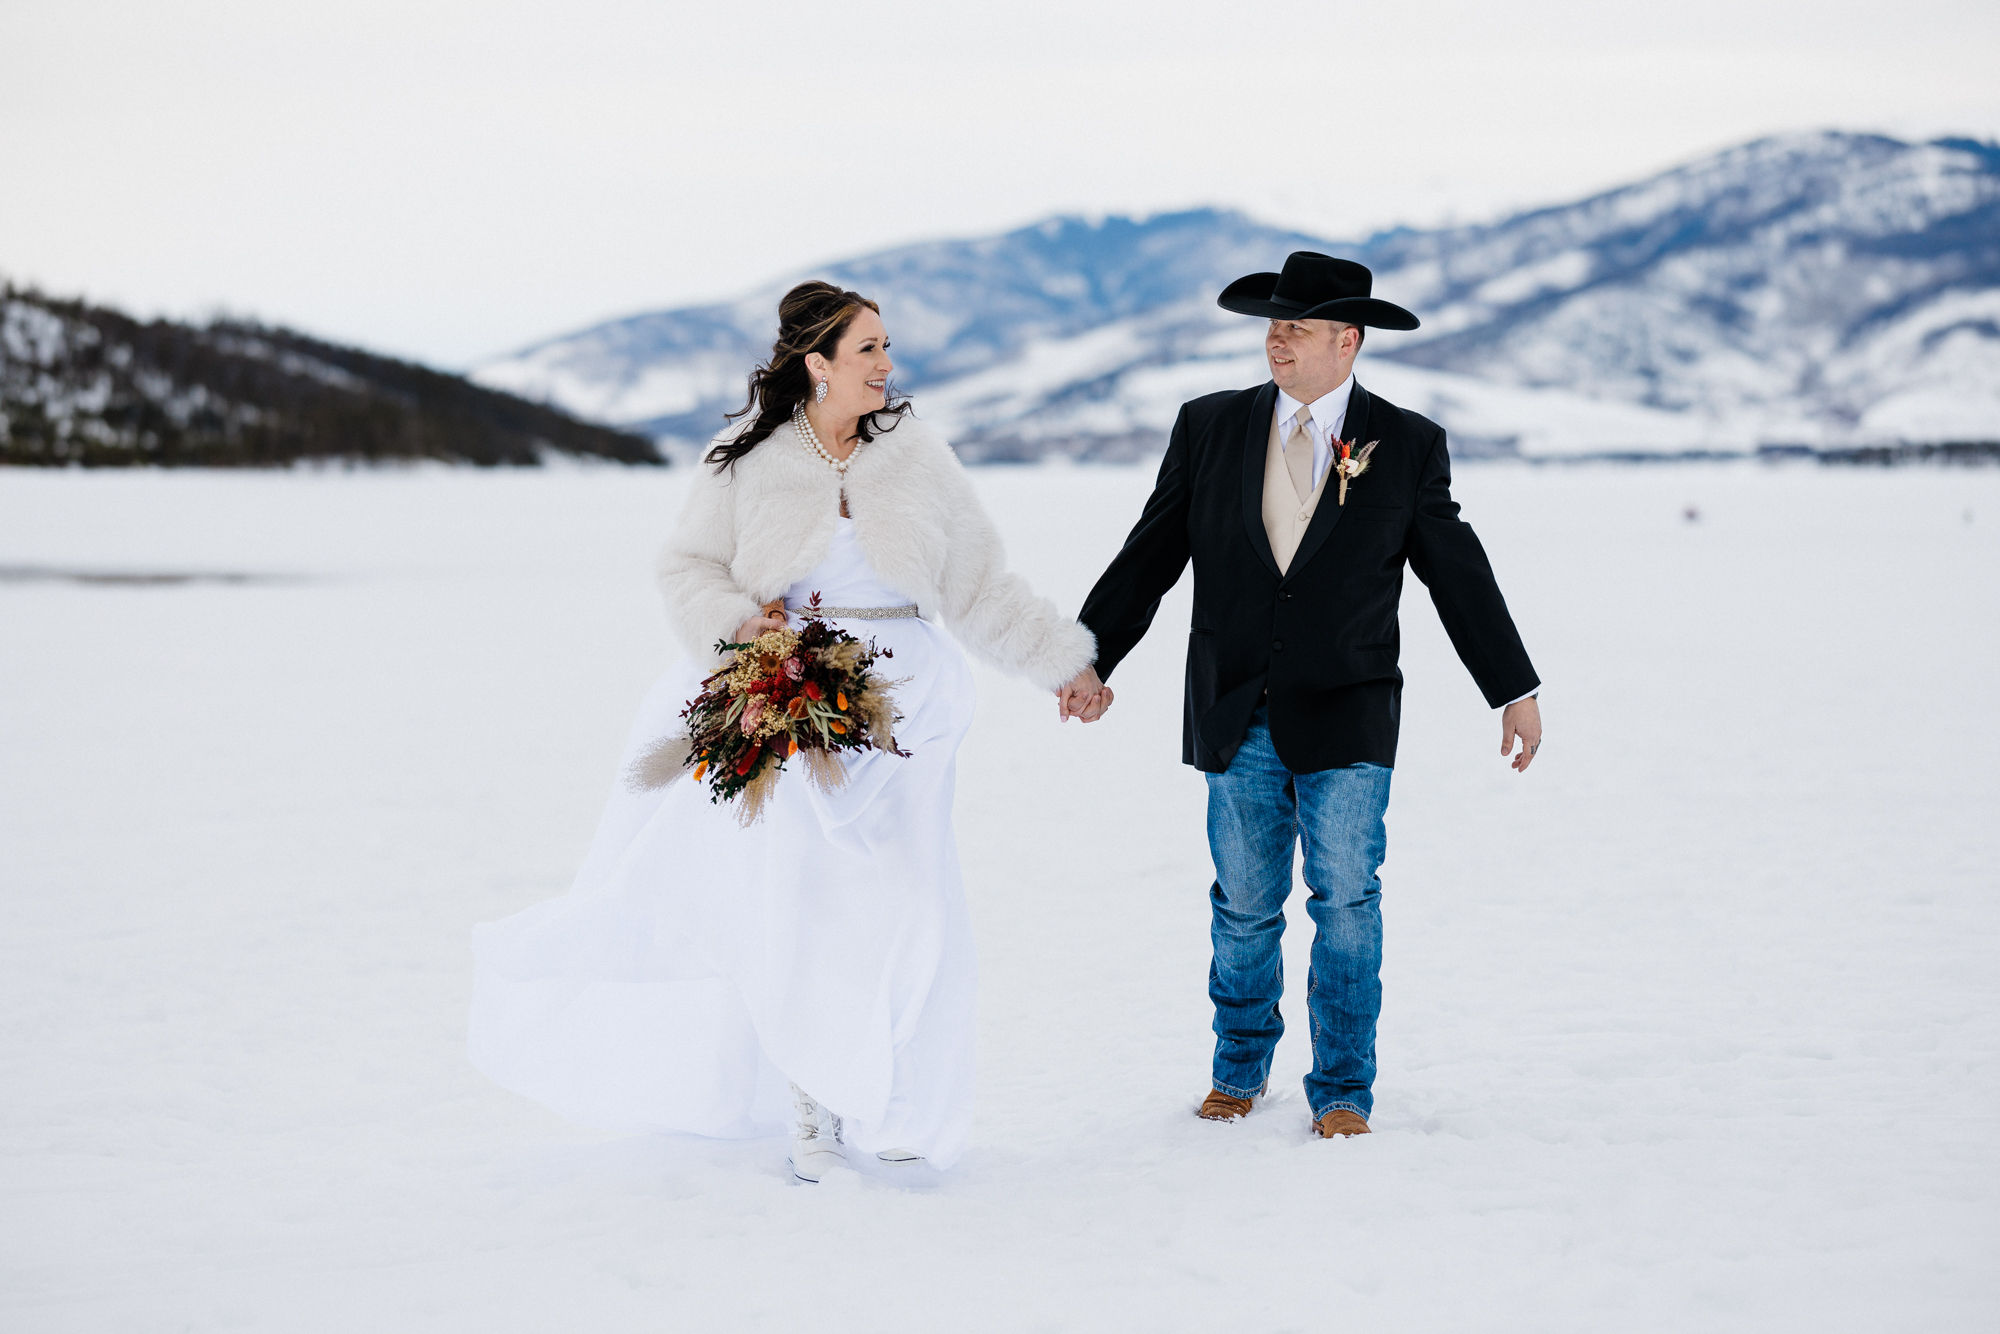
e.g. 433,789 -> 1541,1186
469,281 -> 1105,1180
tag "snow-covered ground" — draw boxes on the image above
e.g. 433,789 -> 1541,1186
2,461 -> 1996,1331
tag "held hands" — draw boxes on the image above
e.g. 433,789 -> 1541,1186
1501,696 -> 1543,773
1056,666 -> 1114,723
732,599 -> 789,643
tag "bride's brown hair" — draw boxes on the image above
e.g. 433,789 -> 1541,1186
708,281 -> 911,472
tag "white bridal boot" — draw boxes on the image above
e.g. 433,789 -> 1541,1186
788,1083 -> 846,1184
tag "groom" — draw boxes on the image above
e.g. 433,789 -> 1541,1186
1060,252 -> 1542,1138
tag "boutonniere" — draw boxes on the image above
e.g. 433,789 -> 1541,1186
1334,439 -> 1379,506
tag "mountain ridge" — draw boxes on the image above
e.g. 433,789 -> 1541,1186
476,130 -> 2000,461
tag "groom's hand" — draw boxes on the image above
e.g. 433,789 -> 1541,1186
1500,696 -> 1542,773
1057,667 -> 1113,723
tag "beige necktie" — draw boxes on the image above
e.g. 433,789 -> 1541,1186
1284,405 -> 1315,504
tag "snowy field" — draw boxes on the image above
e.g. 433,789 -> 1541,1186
3,460 -> 1997,1331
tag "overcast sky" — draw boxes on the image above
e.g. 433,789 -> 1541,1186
4,0 -> 1996,368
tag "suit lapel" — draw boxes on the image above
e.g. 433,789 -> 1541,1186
1239,381 -> 1281,580
1283,378 -> 1370,581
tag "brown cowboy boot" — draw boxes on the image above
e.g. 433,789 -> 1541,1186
1314,1109 -> 1371,1138
1197,1089 -> 1255,1121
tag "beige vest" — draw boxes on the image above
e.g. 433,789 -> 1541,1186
1261,409 -> 1333,574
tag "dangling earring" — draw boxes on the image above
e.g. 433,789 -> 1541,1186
813,378 -> 828,406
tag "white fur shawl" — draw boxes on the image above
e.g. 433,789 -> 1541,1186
656,413 -> 1096,691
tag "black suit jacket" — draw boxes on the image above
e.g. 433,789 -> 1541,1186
1078,378 -> 1538,774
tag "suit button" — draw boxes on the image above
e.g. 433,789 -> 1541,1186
1273,640 -> 1284,651
1297,511 -> 1309,522
1280,591 -> 1293,601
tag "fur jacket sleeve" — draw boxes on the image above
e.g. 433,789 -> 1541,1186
656,413 -> 1096,691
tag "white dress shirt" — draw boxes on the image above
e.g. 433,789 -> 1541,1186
1273,375 -> 1354,493
1274,375 -> 1539,709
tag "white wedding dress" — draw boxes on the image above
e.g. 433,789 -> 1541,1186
469,516 -> 981,1165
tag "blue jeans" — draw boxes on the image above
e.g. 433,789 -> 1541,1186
1204,706 -> 1393,1120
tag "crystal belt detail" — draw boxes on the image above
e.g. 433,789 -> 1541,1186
798,604 -> 920,621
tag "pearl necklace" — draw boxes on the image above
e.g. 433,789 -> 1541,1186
792,403 -> 862,474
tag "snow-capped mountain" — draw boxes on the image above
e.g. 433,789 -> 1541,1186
475,132 -> 2000,460
473,210 -> 1333,459
1371,133 -> 2000,449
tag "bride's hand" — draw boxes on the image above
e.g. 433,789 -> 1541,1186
1056,666 -> 1112,723
734,601 -> 788,642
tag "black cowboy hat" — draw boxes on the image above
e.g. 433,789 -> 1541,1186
1217,251 -> 1420,331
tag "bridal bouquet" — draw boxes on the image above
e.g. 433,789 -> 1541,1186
628,594 -> 907,825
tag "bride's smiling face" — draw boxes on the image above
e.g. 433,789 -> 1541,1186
807,308 -> 893,421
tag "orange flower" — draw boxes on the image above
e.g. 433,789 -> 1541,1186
787,696 -> 809,720
830,720 -> 847,734
693,760 -> 708,782
787,737 -> 799,757
836,691 -> 849,710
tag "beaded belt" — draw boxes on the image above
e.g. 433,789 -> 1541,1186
798,603 -> 921,621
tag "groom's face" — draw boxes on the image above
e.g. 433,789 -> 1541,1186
1266,318 -> 1360,401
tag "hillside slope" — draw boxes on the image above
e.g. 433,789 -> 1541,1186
2,287 -> 662,467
